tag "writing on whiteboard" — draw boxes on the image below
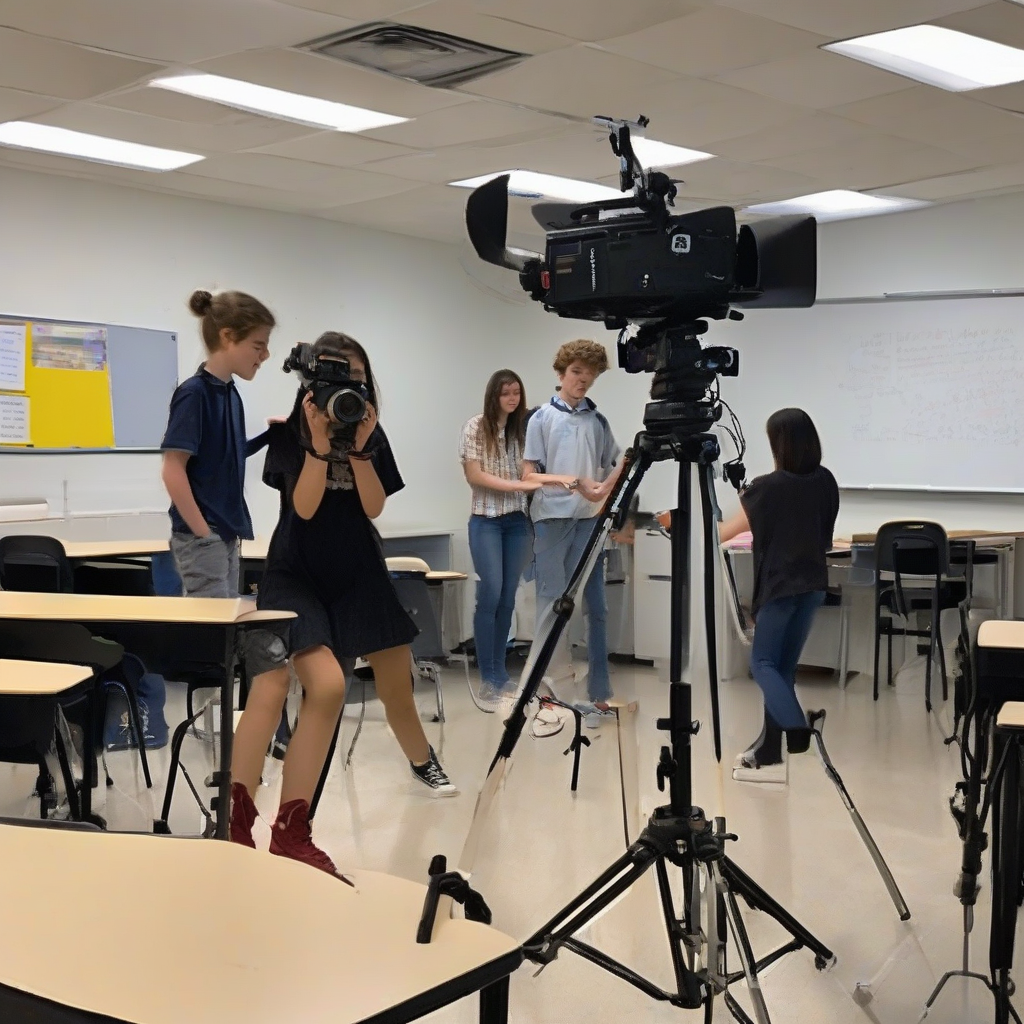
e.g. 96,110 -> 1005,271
0,324 -> 26,392
0,394 -> 29,444
841,326 -> 1024,445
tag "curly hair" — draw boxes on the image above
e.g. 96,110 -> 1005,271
553,339 -> 609,375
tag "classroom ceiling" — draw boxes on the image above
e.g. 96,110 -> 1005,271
3,0 -> 1024,246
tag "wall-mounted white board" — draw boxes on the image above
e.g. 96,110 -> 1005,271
721,295 -> 1024,493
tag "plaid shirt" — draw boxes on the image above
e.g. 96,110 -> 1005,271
459,414 -> 527,517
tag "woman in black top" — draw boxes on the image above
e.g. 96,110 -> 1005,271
229,332 -> 455,876
720,409 -> 839,784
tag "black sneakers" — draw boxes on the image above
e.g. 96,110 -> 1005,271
410,747 -> 458,797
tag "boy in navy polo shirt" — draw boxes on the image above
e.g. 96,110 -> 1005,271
524,339 -> 624,719
161,289 -> 276,597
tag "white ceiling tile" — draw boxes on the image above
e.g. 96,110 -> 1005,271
197,48 -> 472,117
462,0 -> 701,43
831,88 -> 1024,158
456,46 -> 682,120
715,49 -> 914,109
713,0 -> 989,38
973,81 -> 1024,115
634,77 -> 809,147
271,0 -> 430,19
318,183 -> 469,243
712,113 -> 876,161
652,158 -> 822,202
761,135 -> 985,189
366,128 -> 619,184
0,28 -> 157,100
599,8 -> 829,78
102,88 -> 251,124
393,1 -> 577,55
935,3 -> 1024,51
178,151 -> 421,201
882,163 -> 1024,200
250,129 -> 417,164
0,0 -> 356,64
362,100 -> 571,148
30,103 -> 317,154
0,88 -> 65,122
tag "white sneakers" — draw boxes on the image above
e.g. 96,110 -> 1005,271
731,751 -> 788,785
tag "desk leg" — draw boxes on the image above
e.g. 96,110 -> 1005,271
478,976 -> 509,1024
215,626 -> 237,841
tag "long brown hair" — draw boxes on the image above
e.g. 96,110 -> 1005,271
766,408 -> 821,474
481,369 -> 526,457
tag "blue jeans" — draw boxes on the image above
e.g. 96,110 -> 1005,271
750,592 -> 825,730
533,518 -> 610,702
468,512 -> 533,688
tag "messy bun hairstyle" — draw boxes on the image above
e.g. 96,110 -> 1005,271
188,289 -> 276,353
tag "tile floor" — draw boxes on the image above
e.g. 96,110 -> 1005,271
0,649 -> 1011,1024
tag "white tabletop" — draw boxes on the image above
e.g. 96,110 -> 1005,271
0,659 -> 91,695
0,826 -> 520,1024
0,592 -> 295,626
978,620 -> 1024,650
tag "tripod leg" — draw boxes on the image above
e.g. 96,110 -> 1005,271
809,717 -> 911,921
714,862 -> 772,1024
720,857 -> 836,968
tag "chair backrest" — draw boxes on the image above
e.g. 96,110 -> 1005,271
390,575 -> 444,661
0,621 -> 123,673
0,535 -> 73,593
874,521 -> 950,577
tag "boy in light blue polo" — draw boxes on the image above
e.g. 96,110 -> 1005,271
524,339 -> 623,713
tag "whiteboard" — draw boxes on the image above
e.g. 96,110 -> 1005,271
719,295 -> 1024,492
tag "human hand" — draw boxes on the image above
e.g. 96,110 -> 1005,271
353,402 -> 378,452
576,477 -> 605,502
302,392 -> 332,455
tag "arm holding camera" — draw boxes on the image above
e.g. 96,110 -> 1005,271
292,393 -> 331,521
348,404 -> 387,519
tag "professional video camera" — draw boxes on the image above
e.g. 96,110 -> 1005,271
466,114 -> 816,331
282,342 -> 368,441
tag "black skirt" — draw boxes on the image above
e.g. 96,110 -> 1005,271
257,565 -> 417,660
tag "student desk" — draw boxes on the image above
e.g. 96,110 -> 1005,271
0,593 -> 294,839
0,659 -> 91,696
0,824 -> 522,1024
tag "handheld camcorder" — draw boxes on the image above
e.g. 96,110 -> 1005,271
282,343 -> 368,438
464,115 -> 817,337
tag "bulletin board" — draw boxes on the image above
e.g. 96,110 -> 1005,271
0,315 -> 178,450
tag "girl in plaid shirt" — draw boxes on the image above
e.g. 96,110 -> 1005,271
459,370 -> 573,705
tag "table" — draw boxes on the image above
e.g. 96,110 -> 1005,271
0,593 -> 294,839
0,824 -> 522,1024
0,659 -> 91,696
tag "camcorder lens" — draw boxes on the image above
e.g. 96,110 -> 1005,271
327,387 -> 366,424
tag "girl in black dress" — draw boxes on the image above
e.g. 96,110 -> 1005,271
230,332 -> 456,875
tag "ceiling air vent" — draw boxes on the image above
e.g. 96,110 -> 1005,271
302,23 -> 527,88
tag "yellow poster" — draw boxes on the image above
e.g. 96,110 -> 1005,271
25,322 -> 115,448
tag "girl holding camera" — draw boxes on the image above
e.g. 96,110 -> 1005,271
719,408 -> 839,784
231,332 -> 455,876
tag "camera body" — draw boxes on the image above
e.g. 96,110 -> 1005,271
465,117 -> 816,333
282,343 -> 368,430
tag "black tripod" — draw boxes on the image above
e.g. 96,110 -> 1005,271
459,325 -> 835,1023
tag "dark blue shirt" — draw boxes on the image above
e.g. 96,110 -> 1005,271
161,366 -> 262,541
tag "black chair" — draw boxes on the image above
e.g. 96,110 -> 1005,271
0,535 -> 73,593
0,622 -> 130,821
873,521 -> 968,711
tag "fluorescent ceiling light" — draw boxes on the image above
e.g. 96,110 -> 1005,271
450,170 -> 621,202
0,121 -> 202,171
631,137 -> 713,168
149,73 -> 408,132
745,190 -> 929,222
824,25 -> 1024,91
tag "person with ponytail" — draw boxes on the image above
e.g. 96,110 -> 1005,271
161,289 -> 275,597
